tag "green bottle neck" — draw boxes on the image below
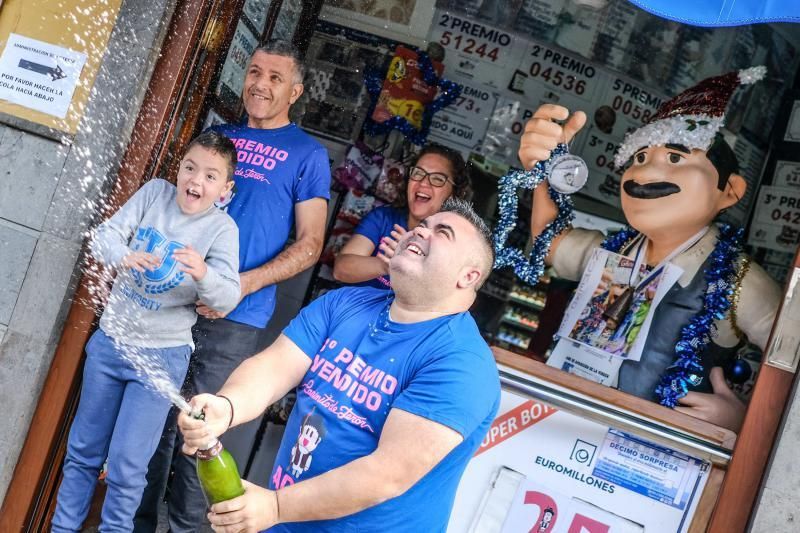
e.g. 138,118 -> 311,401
196,439 -> 222,460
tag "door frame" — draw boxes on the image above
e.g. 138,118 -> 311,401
708,252 -> 800,531
0,2 -> 796,531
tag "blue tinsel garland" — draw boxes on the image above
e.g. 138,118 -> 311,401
601,224 -> 743,407
363,50 -> 461,146
492,144 -> 574,285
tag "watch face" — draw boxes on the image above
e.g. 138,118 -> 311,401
548,154 -> 589,194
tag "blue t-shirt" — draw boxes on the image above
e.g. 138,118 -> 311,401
211,123 -> 331,328
268,286 -> 500,533
352,205 -> 408,290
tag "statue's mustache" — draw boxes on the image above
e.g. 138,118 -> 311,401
623,180 -> 681,199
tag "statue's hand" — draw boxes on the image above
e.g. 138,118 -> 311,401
518,104 -> 586,170
675,366 -> 746,432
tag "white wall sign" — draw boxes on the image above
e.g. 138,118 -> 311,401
725,136 -> 766,226
577,126 -> 625,208
321,1 -> 436,45
748,185 -> 800,253
596,77 -> 665,138
520,42 -> 600,106
0,33 -> 87,119
594,0 -> 639,71
242,0 -> 268,32
481,97 -> 539,166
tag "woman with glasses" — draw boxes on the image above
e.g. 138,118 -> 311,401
333,144 -> 471,288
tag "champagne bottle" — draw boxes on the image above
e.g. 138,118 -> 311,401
196,438 -> 245,504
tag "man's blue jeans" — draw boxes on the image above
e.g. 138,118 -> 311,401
52,328 -> 191,532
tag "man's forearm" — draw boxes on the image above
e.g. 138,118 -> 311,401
243,236 -> 322,295
276,451 -> 406,523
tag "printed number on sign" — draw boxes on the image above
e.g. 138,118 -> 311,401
455,96 -> 483,114
611,96 -> 652,123
528,62 -> 585,95
439,31 -> 500,62
523,491 -> 613,533
770,209 -> 800,224
436,12 -> 510,63
596,154 -> 624,177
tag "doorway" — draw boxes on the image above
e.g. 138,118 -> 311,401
0,1 -> 323,530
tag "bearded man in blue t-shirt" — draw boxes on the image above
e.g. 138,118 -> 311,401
135,40 -> 331,532
178,198 -> 501,533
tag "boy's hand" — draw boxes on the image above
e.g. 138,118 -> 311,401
196,301 -> 229,320
173,245 -> 208,281
121,251 -> 161,272
178,393 -> 231,454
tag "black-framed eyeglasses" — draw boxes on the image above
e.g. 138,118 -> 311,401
407,166 -> 453,188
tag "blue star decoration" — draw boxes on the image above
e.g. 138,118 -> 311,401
363,49 -> 461,146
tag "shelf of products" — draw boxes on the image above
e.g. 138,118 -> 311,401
495,326 -> 532,350
480,282 -> 510,301
501,307 -> 540,333
487,274 -> 553,356
508,295 -> 545,311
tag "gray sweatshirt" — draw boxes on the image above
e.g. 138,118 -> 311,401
91,179 -> 240,348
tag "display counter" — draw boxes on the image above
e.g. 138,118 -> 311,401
448,348 -> 736,533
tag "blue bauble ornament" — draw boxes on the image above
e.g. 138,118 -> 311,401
725,358 -> 753,384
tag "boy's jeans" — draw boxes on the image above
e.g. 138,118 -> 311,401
134,316 -> 269,533
52,328 -> 190,532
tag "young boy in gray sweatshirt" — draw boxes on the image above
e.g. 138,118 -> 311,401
52,131 -> 241,532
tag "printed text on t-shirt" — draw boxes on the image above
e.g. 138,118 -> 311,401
302,337 -> 399,429
231,137 -> 290,182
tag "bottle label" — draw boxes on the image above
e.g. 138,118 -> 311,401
196,439 -> 223,460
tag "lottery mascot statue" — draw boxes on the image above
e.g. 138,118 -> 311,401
513,67 -> 780,432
